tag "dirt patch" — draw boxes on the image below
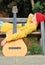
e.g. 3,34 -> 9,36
0,11 -> 9,17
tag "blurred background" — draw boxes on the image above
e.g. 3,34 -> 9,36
0,0 -> 45,17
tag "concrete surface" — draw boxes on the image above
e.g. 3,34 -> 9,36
0,56 -> 45,65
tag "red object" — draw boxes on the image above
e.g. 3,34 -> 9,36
36,12 -> 45,24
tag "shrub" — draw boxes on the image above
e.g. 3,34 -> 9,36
28,43 -> 42,55
32,1 -> 45,14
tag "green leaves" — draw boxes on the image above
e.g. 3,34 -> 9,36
28,43 -> 42,55
32,1 -> 45,14
0,47 -> 2,51
32,1 -> 41,13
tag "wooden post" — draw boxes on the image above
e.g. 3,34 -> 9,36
12,6 -> 18,33
41,22 -> 45,55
